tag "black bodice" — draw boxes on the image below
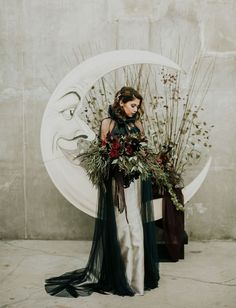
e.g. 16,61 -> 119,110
107,105 -> 140,136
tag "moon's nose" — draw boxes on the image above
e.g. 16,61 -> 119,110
74,114 -> 95,141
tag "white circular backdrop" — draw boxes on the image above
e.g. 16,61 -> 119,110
40,49 -> 211,221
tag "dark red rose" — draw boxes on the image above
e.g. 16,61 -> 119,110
111,140 -> 120,150
125,144 -> 134,156
109,149 -> 119,159
131,139 -> 139,150
101,139 -> 107,147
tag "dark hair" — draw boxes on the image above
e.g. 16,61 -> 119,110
112,86 -> 143,119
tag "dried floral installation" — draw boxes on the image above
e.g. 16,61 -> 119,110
80,54 -> 214,182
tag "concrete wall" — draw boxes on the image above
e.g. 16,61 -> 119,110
0,0 -> 235,240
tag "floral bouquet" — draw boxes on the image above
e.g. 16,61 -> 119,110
75,132 -> 184,211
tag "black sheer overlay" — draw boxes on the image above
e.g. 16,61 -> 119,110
44,106 -> 159,297
141,179 -> 160,289
45,178 -> 159,297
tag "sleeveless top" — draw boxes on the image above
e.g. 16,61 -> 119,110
106,105 -> 141,137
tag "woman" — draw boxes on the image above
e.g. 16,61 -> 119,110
44,86 -> 160,297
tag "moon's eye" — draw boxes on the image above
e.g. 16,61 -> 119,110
60,107 -> 76,120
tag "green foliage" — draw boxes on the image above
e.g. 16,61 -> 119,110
76,133 -> 184,211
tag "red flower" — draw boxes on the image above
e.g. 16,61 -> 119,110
111,140 -> 120,150
109,149 -> 119,159
125,144 -> 134,156
101,139 -> 107,147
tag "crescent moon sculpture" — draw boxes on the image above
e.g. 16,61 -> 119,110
40,49 -> 211,221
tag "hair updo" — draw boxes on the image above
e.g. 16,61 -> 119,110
112,86 -> 143,119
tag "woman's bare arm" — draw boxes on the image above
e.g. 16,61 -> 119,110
100,118 -> 114,141
135,120 -> 145,139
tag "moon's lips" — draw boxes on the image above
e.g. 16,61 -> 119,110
40,49 -> 211,221
56,134 -> 89,151
57,135 -> 92,165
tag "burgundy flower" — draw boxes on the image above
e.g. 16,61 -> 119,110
101,139 -> 107,147
125,144 -> 134,156
109,149 -> 119,159
131,138 -> 139,150
111,140 -> 120,150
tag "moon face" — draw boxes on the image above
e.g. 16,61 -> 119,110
40,49 -> 210,221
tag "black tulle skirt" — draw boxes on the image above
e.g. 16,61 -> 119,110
44,178 -> 159,297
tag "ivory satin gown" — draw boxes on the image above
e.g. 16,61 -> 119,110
115,179 -> 144,295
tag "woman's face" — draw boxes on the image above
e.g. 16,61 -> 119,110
120,97 -> 140,117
